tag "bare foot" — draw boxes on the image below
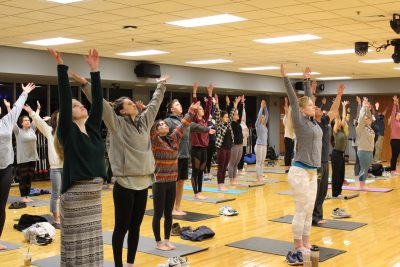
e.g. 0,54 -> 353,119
256,176 -> 265,182
156,241 -> 172,251
0,243 -> 7,250
318,219 -> 327,224
27,197 -> 34,202
230,179 -> 239,185
164,240 -> 176,250
218,184 -> 228,191
21,197 -> 33,203
195,193 -> 208,200
172,210 -> 187,216
295,245 -> 310,252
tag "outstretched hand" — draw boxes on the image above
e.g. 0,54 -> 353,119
156,74 -> 170,84
190,101 -> 201,111
342,100 -> 349,107
234,96 -> 242,107
193,81 -> 198,95
22,83 -> 36,94
207,83 -> 213,97
214,94 -> 219,105
23,104 -> 33,114
135,100 -> 146,111
393,95 -> 398,104
356,96 -> 361,105
3,99 -> 10,109
303,67 -> 312,79
69,71 -> 88,85
48,48 -> 63,64
85,49 -> 99,72
311,80 -> 317,95
337,83 -> 345,96
280,64 -> 286,77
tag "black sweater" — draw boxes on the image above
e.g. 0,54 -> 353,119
231,121 -> 243,145
57,65 -> 106,193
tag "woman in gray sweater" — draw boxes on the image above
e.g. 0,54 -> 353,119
281,65 -> 323,264
0,83 -> 36,250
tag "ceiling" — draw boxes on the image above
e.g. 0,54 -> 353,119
1,0 -> 400,79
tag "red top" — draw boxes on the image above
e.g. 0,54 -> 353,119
190,96 -> 212,147
391,104 -> 400,139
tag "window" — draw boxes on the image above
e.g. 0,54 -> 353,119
50,85 -> 79,113
109,88 -> 133,101
0,83 -> 13,118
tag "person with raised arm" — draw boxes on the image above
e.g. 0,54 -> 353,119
238,95 -> 249,174
372,102 -> 387,163
389,96 -> 400,175
282,97 -> 296,171
254,99 -> 269,181
0,83 -> 35,250
190,82 -> 215,199
25,102 -> 63,225
215,94 -> 241,191
48,48 -> 107,267
280,64 -> 323,265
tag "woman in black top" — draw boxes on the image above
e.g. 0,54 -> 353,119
48,48 -> 106,267
227,99 -> 244,185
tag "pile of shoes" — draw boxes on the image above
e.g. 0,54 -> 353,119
157,256 -> 189,267
219,206 -> 239,216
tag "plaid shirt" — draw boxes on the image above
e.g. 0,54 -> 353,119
215,106 -> 236,148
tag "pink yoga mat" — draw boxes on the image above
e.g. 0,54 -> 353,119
328,185 -> 393,192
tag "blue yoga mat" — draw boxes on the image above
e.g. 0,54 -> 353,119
183,185 -> 247,194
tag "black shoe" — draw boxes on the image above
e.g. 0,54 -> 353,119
286,251 -> 301,266
294,250 -> 303,263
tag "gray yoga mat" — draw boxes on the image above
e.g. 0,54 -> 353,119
103,232 -> 208,258
145,209 -> 218,222
32,255 -> 114,267
0,241 -> 21,253
8,196 -> 49,207
236,177 -> 283,183
202,180 -> 265,187
226,237 -> 346,262
246,168 -> 287,174
326,193 -> 360,200
182,194 -> 235,203
275,190 -> 293,196
270,215 -> 367,231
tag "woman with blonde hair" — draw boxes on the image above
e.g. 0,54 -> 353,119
283,97 -> 295,170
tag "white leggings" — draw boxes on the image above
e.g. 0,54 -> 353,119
255,144 -> 267,176
288,166 -> 318,239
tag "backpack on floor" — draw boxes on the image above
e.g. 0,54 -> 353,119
23,222 -> 55,246
244,153 -> 256,164
267,146 -> 279,160
14,214 -> 48,231
369,163 -> 383,176
180,226 -> 215,241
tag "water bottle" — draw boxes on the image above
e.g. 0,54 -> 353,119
302,250 -> 311,267
310,246 -> 320,267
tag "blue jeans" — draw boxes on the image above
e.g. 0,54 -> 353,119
357,150 -> 373,182
50,168 -> 62,213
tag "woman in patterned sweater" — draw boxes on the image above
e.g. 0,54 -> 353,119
150,101 -> 199,251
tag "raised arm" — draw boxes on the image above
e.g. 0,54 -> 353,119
341,101 -> 349,126
326,83 -> 345,122
3,99 -> 11,113
1,83 -> 33,127
358,98 -> 371,127
204,83 -> 213,120
170,102 -> 198,144
25,104 -> 52,139
215,94 -> 221,124
241,96 -> 246,124
303,67 -> 313,98
255,101 -> 265,127
228,96 -> 241,122
281,64 -> 301,128
391,96 -> 399,126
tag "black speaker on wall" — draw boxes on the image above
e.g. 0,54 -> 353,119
294,81 -> 304,91
134,63 -> 161,78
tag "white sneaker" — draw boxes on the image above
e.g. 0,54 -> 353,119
158,256 -> 187,267
219,206 -> 239,216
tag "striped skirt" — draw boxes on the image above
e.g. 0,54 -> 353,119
60,178 -> 103,267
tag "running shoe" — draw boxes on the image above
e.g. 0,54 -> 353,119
331,208 -> 351,218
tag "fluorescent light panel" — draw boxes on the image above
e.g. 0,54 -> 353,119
48,0 -> 83,3
116,50 -> 169,57
240,66 -> 279,71
186,59 -> 232,65
254,34 -> 321,44
166,14 -> 247,28
359,58 -> 393,63
317,77 -> 352,80
24,37 -> 82,46
287,72 -> 320,76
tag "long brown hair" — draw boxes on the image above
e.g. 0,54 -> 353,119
52,112 -> 64,161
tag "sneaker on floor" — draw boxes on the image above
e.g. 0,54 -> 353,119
176,256 -> 188,267
158,256 -> 182,267
285,251 -> 302,266
294,250 -> 303,264
219,206 -> 239,216
171,223 -> 181,236
331,208 -> 351,218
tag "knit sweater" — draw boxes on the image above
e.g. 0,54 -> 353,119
190,96 -> 212,147
356,106 -> 375,152
255,106 -> 269,145
29,112 -> 63,169
0,92 -> 27,169
151,109 -> 194,182
57,65 -> 106,193
13,123 -> 39,164
284,77 -> 323,167
390,104 -> 400,140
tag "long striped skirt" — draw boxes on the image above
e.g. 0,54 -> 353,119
60,178 -> 103,267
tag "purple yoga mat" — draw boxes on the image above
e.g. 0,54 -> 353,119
328,185 -> 393,192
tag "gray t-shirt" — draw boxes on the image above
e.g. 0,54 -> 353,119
13,123 -> 39,164
318,115 -> 331,163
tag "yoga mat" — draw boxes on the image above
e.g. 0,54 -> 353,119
103,232 -> 208,258
183,185 -> 247,194
8,196 -> 50,207
32,256 -> 114,267
182,194 -> 236,203
226,237 -> 346,262
236,177 -> 283,183
326,193 -> 360,200
275,190 -> 293,196
145,209 -> 218,222
246,168 -> 286,174
202,180 -> 265,187
328,185 -> 393,192
270,215 -> 367,231
0,241 -> 21,253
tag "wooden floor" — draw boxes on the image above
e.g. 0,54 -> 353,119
1,161 -> 399,267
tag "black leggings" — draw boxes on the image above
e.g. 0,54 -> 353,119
112,182 -> 148,267
17,161 -> 36,197
331,150 -> 345,197
238,146 -> 246,170
191,146 -> 207,194
205,140 -> 216,174
0,165 -> 12,237
152,181 -> 176,242
390,139 -> 400,171
284,137 -> 295,166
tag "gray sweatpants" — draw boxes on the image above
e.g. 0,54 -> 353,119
228,144 -> 243,178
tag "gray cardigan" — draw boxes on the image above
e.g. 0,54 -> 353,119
284,77 -> 323,167
356,106 -> 375,151
0,92 -> 28,169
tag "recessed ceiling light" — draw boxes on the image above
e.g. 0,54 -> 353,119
240,66 -> 279,71
315,49 -> 375,55
116,50 -> 169,57
317,77 -> 352,80
254,34 -> 321,44
287,72 -> 320,76
48,0 -> 83,3
186,59 -> 232,65
24,37 -> 82,46
359,58 -> 393,63
166,14 -> 247,28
